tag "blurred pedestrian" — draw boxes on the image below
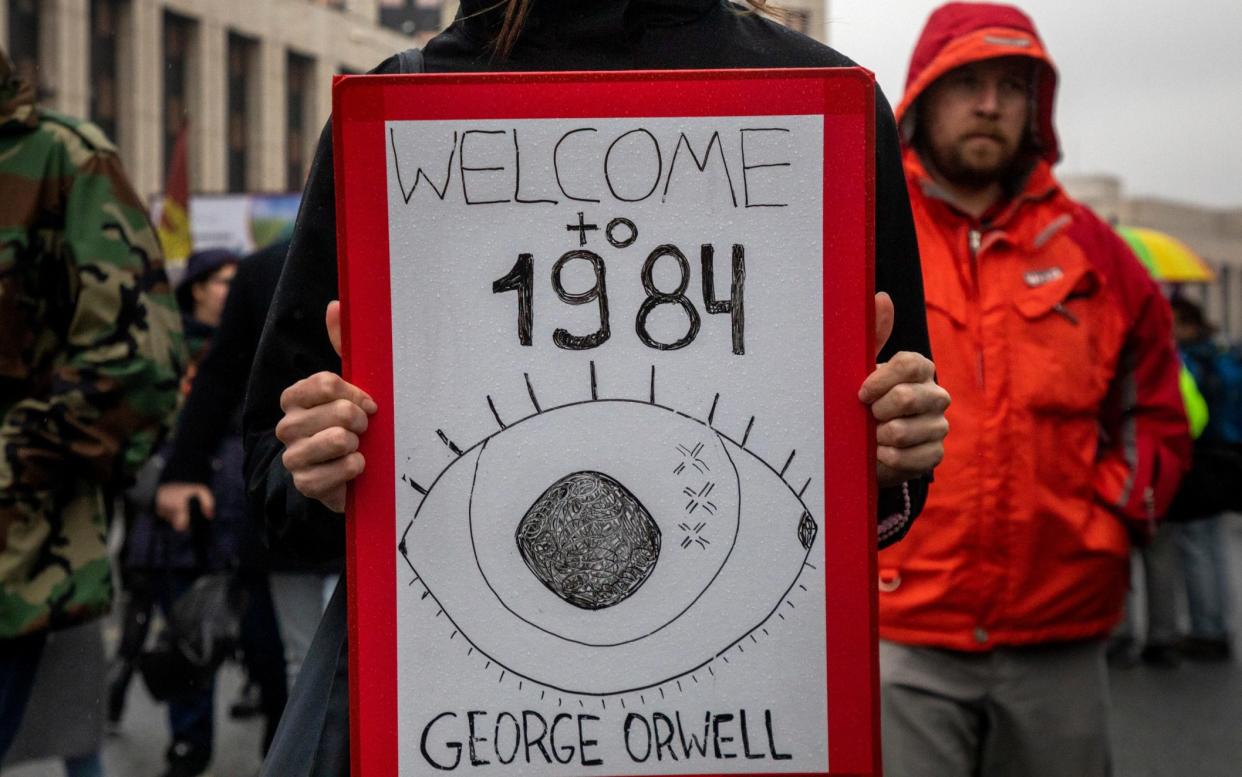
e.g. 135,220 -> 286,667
0,43 -> 184,764
877,4 -> 1191,775
1168,297 -> 1236,661
155,239 -> 300,756
1109,349 -> 1215,668
113,249 -> 240,777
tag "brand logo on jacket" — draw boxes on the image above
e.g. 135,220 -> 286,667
1023,267 -> 1063,287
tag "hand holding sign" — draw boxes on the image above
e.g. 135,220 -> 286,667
275,300 -> 377,513
860,292 -> 951,488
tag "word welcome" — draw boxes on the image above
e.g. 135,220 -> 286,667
390,125 -> 794,209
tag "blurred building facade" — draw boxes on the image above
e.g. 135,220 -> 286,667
0,0 -> 418,198
1,0 -> 829,200
1065,174 -> 1242,342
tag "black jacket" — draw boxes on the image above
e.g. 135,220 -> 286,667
247,4 -> 932,774
244,0 -> 931,570
161,239 -> 336,572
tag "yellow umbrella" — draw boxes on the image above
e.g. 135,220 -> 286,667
1117,226 -> 1216,283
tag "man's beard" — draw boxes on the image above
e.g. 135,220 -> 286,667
924,133 -> 1027,192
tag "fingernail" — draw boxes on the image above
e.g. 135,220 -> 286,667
363,397 -> 378,414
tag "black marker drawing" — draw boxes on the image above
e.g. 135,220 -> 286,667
515,471 -> 661,611
605,128 -> 663,203
682,482 -> 718,516
512,128 -> 558,205
661,131 -> 738,207
636,244 -> 701,351
566,211 -> 599,246
398,366 -> 820,698
551,250 -> 610,350
553,127 -> 602,204
700,243 -> 746,355
460,129 -> 513,205
677,522 -> 710,550
390,127 -> 456,203
605,217 -> 638,249
390,123 -> 793,209
492,254 -> 534,346
672,442 -> 709,476
492,242 -> 745,353
739,127 -> 791,208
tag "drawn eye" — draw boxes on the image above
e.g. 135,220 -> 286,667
401,367 -> 818,697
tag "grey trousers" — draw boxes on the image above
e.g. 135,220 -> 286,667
270,571 -> 339,688
261,576 -> 350,777
880,639 -> 1112,777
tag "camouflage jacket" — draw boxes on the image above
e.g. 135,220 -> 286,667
0,60 -> 184,638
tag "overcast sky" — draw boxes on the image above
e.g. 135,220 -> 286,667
826,0 -> 1242,209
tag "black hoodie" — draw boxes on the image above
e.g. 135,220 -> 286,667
244,0 -> 931,565
245,4 -> 932,773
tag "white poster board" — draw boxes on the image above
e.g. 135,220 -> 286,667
334,69 -> 878,777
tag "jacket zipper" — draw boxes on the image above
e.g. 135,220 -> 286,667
969,228 -> 985,389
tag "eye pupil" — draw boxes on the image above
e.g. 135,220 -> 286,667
515,470 -> 661,611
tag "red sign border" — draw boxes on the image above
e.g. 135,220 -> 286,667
332,67 -> 878,777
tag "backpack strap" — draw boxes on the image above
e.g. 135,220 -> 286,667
395,48 -> 425,74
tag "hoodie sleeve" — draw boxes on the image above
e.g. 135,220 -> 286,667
1071,208 -> 1191,532
873,86 -> 934,547
243,119 -> 347,564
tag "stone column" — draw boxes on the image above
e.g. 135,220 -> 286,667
196,17 -> 227,192
312,57 -> 335,142
256,36 -> 286,191
41,0 -> 89,115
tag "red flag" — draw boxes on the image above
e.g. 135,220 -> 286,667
158,122 -> 192,261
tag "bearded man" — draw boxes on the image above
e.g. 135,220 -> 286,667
877,4 -> 1191,775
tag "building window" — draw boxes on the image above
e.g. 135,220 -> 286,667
378,0 -> 443,36
413,0 -> 443,30
7,0 -> 40,94
90,0 -> 122,142
227,32 -> 257,193
287,52 -> 315,191
162,12 -> 194,179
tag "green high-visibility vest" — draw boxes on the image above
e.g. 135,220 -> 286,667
1180,364 -> 1209,439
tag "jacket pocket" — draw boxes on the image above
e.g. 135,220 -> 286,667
1009,265 -> 1115,415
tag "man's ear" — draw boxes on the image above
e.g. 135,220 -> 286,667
900,101 -> 920,148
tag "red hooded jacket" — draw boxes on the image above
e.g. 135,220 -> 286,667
879,3 -> 1191,650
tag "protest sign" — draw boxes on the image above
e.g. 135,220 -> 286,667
333,68 -> 878,777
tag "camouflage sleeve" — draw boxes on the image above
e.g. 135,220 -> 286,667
0,131 -> 184,501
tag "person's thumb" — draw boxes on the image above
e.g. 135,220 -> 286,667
875,291 -> 895,359
326,300 -> 342,357
197,487 -> 216,520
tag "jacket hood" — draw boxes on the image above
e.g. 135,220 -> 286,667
895,2 -> 1060,164
0,47 -> 38,133
455,0 -> 718,49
